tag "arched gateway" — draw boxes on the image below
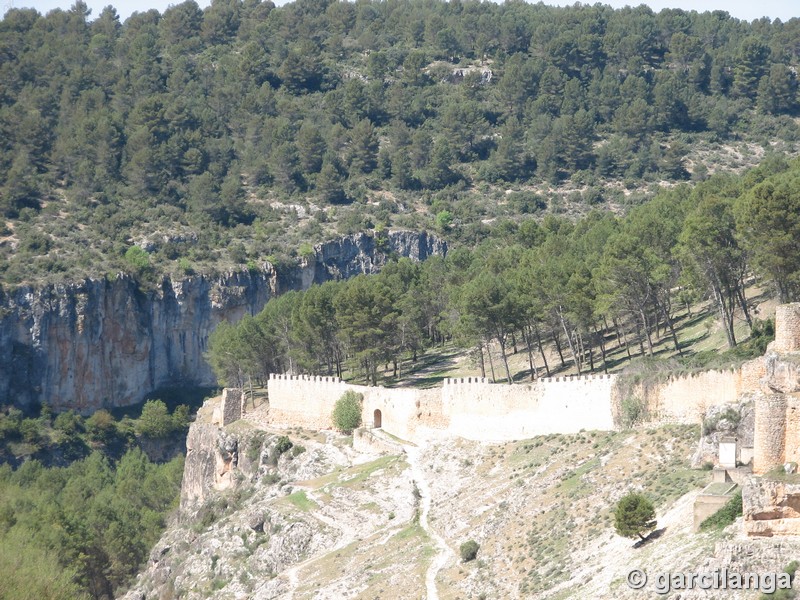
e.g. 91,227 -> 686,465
373,409 -> 382,429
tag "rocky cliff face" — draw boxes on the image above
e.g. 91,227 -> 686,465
0,230 -> 445,413
743,477 -> 800,536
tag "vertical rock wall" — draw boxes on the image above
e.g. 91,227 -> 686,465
0,231 -> 446,413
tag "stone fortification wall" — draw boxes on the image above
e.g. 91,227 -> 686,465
442,374 -> 617,441
634,359 -> 764,424
263,348 -> 774,443
266,374 -> 442,440
784,397 -> 800,467
265,361 -> 764,443
267,372 -> 617,442
213,388 -> 243,426
266,374 -> 349,431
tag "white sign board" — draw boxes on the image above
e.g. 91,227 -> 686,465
719,441 -> 737,469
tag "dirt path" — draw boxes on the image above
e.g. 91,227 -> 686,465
406,444 -> 454,600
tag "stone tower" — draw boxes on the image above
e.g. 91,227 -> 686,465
752,303 -> 800,474
773,303 -> 800,352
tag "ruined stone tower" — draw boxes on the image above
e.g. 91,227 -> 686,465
753,303 -> 800,474
773,303 -> 800,352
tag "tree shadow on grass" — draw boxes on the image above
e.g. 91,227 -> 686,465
632,527 -> 666,549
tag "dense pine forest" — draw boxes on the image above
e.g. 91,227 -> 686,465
2,0 -> 800,284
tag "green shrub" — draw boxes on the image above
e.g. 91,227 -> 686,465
53,410 -> 84,436
332,391 -> 363,434
749,318 -> 775,356
267,435 -> 294,465
124,246 -> 150,271
699,491 -> 742,531
0,408 -> 23,442
178,257 -> 194,275
19,419 -> 43,445
85,410 -> 117,444
247,433 -> 265,463
275,436 -> 293,455
298,242 -> 314,258
172,404 -> 190,430
621,395 -> 646,427
460,540 -> 479,562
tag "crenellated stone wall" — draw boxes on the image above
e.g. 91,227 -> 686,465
263,362 -> 766,443
441,374 -> 617,440
266,372 -> 617,442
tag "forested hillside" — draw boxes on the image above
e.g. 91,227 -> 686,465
2,0 -> 800,284
3,2 -> 800,598
209,156 -> 799,388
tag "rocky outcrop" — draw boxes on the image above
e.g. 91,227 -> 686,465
124,422 -> 416,600
181,423 -> 242,509
0,230 -> 445,413
692,399 -> 755,468
743,476 -> 800,536
762,350 -> 800,394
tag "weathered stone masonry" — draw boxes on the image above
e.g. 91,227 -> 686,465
753,302 -> 800,475
264,368 -> 761,443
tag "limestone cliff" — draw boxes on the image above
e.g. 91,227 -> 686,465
743,477 -> 800,536
0,230 -> 445,413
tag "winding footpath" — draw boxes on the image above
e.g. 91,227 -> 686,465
405,443 -> 455,600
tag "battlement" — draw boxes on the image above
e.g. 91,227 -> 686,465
443,373 -> 617,385
443,377 -> 489,384
269,373 -> 343,383
538,373 -> 616,384
252,345 -> 765,443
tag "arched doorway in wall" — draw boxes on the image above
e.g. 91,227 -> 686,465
373,409 -> 382,429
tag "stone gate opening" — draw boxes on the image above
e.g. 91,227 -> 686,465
373,409 -> 382,429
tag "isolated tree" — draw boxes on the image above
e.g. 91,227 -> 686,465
136,400 -> 173,439
614,493 -> 657,542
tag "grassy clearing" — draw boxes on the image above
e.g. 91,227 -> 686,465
337,455 -> 403,490
295,455 -> 402,495
284,490 -> 318,512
